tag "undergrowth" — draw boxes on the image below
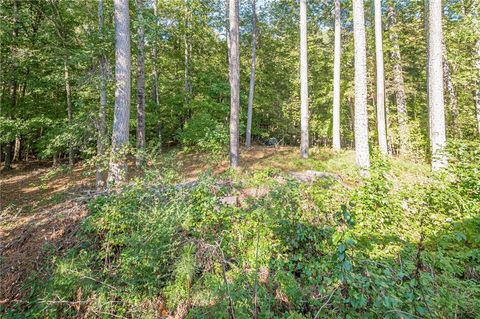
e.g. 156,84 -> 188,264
3,142 -> 479,318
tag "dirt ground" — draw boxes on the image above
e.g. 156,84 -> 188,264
0,161 -> 94,305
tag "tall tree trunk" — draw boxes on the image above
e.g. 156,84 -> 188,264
474,36 -> 480,137
352,0 -> 370,172
245,0 -> 257,148
387,2 -> 409,156
4,142 -> 13,170
474,1 -> 480,137
136,0 -> 146,167
374,0 -> 388,155
64,57 -> 74,167
108,0 -> 131,187
299,0 -> 309,159
183,0 -> 190,128
229,0 -> 240,168
13,136 -> 20,162
225,0 -> 231,69
153,1 -> 162,149
97,0 -> 108,191
428,0 -> 447,171
442,40 -> 459,137
4,0 -> 19,171
332,0 -> 341,151
425,0 -> 432,142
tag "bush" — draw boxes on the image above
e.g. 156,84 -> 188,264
9,143 -> 480,318
177,113 -> 228,154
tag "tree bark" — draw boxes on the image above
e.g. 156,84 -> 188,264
476,38 -> 480,136
108,0 -> 131,187
183,0 -> 190,128
153,1 -> 162,148
442,40 -> 459,137
245,0 -> 257,148
136,0 -> 146,167
63,56 -> 74,167
4,142 -> 13,171
374,0 -> 388,155
352,0 -> 370,172
299,0 -> 309,159
387,2 -> 409,156
4,0 -> 19,171
229,0 -> 240,168
332,0 -> 341,151
225,0 -> 231,69
428,0 -> 447,171
13,136 -> 20,162
97,0 -> 108,191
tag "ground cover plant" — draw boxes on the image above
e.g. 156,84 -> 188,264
3,143 -> 478,319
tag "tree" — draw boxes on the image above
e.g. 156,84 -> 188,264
3,0 -> 20,171
442,40 -> 459,137
136,0 -> 146,167
152,0 -> 162,148
387,1 -> 409,156
97,0 -> 108,191
108,0 -> 131,186
374,0 -> 388,155
63,56 -> 74,166
427,0 -> 447,171
299,0 -> 309,159
352,0 -> 370,172
183,0 -> 190,128
476,38 -> 480,136
474,0 -> 480,137
229,0 -> 240,168
245,0 -> 257,148
332,0 -> 341,151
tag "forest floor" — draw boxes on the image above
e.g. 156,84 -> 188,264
0,146 -> 429,305
0,160 -> 93,304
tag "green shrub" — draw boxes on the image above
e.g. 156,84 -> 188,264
178,113 -> 228,154
10,143 -> 480,318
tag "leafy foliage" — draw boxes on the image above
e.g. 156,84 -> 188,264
8,143 -> 479,318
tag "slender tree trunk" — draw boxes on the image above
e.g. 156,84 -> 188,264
153,1 -> 162,148
474,1 -> 480,137
4,142 -> 13,170
183,0 -> 190,128
4,0 -> 19,171
108,0 -> 131,187
475,38 -> 480,136
374,0 -> 388,155
245,0 -> 257,148
63,57 -> 74,167
352,0 -> 370,172
136,0 -> 146,167
97,0 -> 108,191
299,0 -> 309,159
13,136 -> 20,162
348,96 -> 355,148
425,0 -> 432,142
332,0 -> 341,151
442,40 -> 459,137
387,2 -> 409,156
225,0 -> 231,68
229,0 -> 240,168
428,0 -> 447,171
